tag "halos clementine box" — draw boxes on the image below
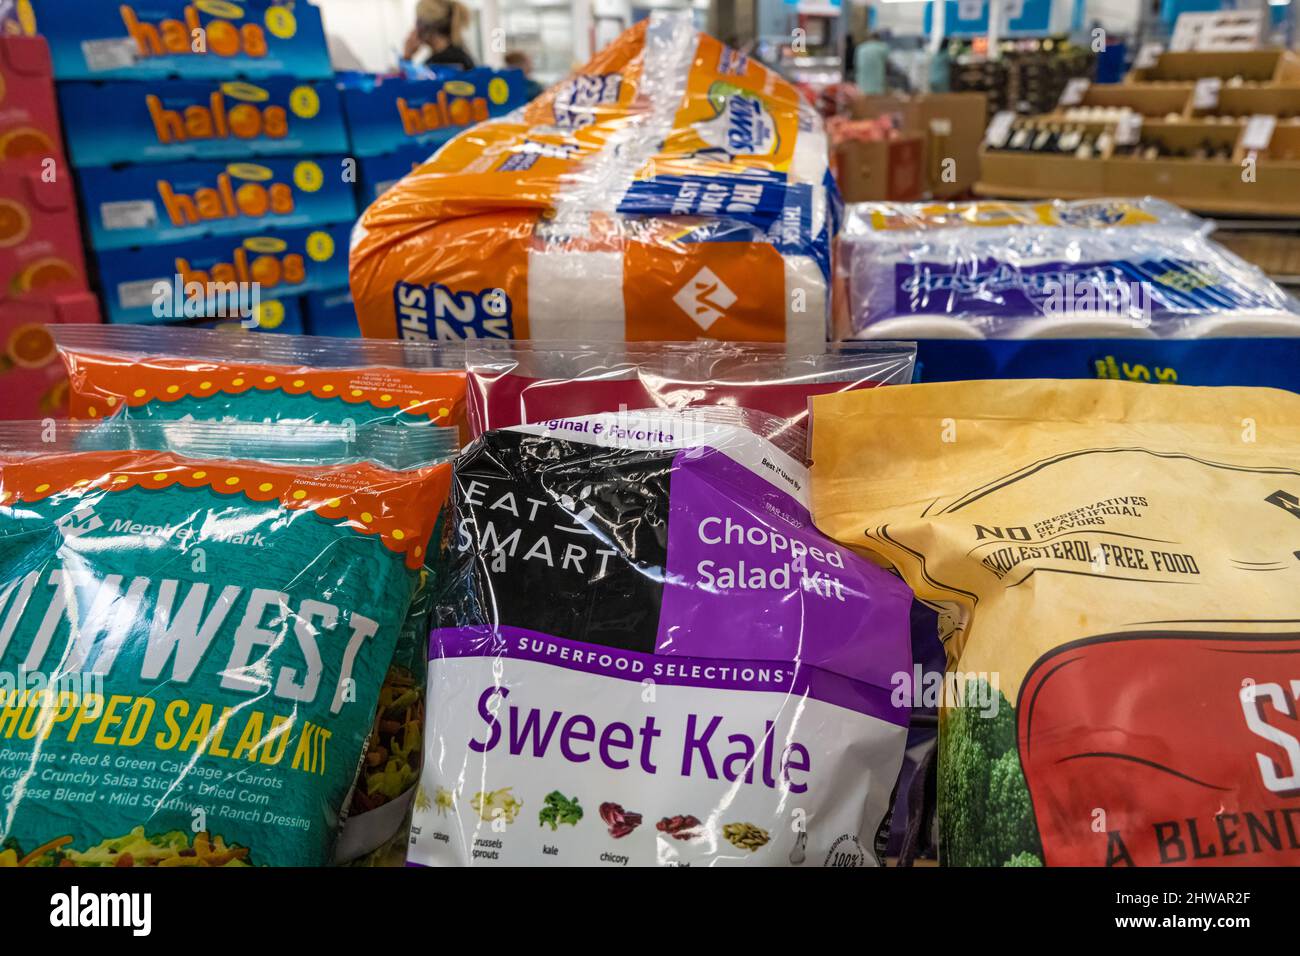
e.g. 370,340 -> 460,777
31,0 -> 331,80
0,168 -> 88,300
94,222 -> 350,323
342,69 -> 526,158
59,77 -> 347,165
77,154 -> 356,250
0,35 -> 64,165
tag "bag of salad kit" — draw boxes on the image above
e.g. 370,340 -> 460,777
810,379 -> 1300,867
0,420 -> 455,867
409,407 -> 913,866
53,325 -> 469,860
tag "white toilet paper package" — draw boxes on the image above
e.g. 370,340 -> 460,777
838,198 -> 1300,340
350,13 -> 838,346
465,340 -> 917,456
408,409 -> 913,866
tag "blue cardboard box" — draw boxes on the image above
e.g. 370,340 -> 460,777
198,293 -> 306,332
342,68 -> 525,158
78,154 -> 356,250
95,222 -> 351,324
303,285 -> 358,337
107,284 -> 307,333
357,144 -> 431,204
34,0 -> 331,80
60,77 -> 348,165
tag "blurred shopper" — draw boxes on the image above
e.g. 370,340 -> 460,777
504,50 -> 545,101
404,0 -> 476,70
854,31 -> 888,94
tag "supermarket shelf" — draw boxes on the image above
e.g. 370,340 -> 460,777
973,180 -> 1300,218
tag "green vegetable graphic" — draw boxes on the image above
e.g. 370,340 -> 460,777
938,679 -> 1044,867
538,792 -> 584,831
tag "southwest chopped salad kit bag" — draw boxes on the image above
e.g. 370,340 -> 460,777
810,380 -> 1300,867
54,325 -> 468,863
0,420 -> 455,867
408,409 -> 913,866
350,13 -> 838,345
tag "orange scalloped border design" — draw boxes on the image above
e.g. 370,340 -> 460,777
0,450 -> 452,570
62,351 -> 467,428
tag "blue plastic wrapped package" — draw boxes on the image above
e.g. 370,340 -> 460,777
838,198 -> 1300,340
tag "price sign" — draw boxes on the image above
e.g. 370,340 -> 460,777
1115,112 -> 1144,145
1135,43 -> 1163,70
1060,78 -> 1090,107
1193,77 -> 1222,110
1242,114 -> 1277,151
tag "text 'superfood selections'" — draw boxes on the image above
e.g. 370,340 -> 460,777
0,421 -> 453,866
810,380 -> 1300,867
350,13 -> 838,345
465,340 -> 916,456
53,325 -> 469,452
409,408 -> 913,866
839,198 -> 1300,340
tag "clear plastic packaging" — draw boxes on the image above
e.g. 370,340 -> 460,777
409,408 -> 912,867
53,324 -> 470,457
465,340 -> 917,457
350,12 -> 838,345
0,419 -> 454,867
838,198 -> 1300,339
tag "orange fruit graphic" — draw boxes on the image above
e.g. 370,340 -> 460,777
7,322 -> 55,369
0,127 -> 54,159
0,199 -> 30,248
12,257 -> 77,294
235,182 -> 269,217
206,20 -> 240,57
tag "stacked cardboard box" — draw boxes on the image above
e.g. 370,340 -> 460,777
320,67 -> 528,337
849,92 -> 988,199
343,68 -> 526,206
0,34 -> 98,418
34,0 -> 355,334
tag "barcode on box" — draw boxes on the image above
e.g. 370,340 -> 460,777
117,278 -> 169,310
80,38 -> 138,73
100,200 -> 157,232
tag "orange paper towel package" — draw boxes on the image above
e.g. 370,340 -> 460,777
350,12 -> 837,346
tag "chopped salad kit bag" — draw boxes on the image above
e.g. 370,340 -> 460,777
54,326 -> 469,864
409,408 -> 913,866
0,420 -> 455,866
810,379 -> 1300,867
350,12 -> 838,345
465,340 -> 917,456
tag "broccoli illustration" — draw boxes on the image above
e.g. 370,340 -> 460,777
938,678 -> 1044,867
